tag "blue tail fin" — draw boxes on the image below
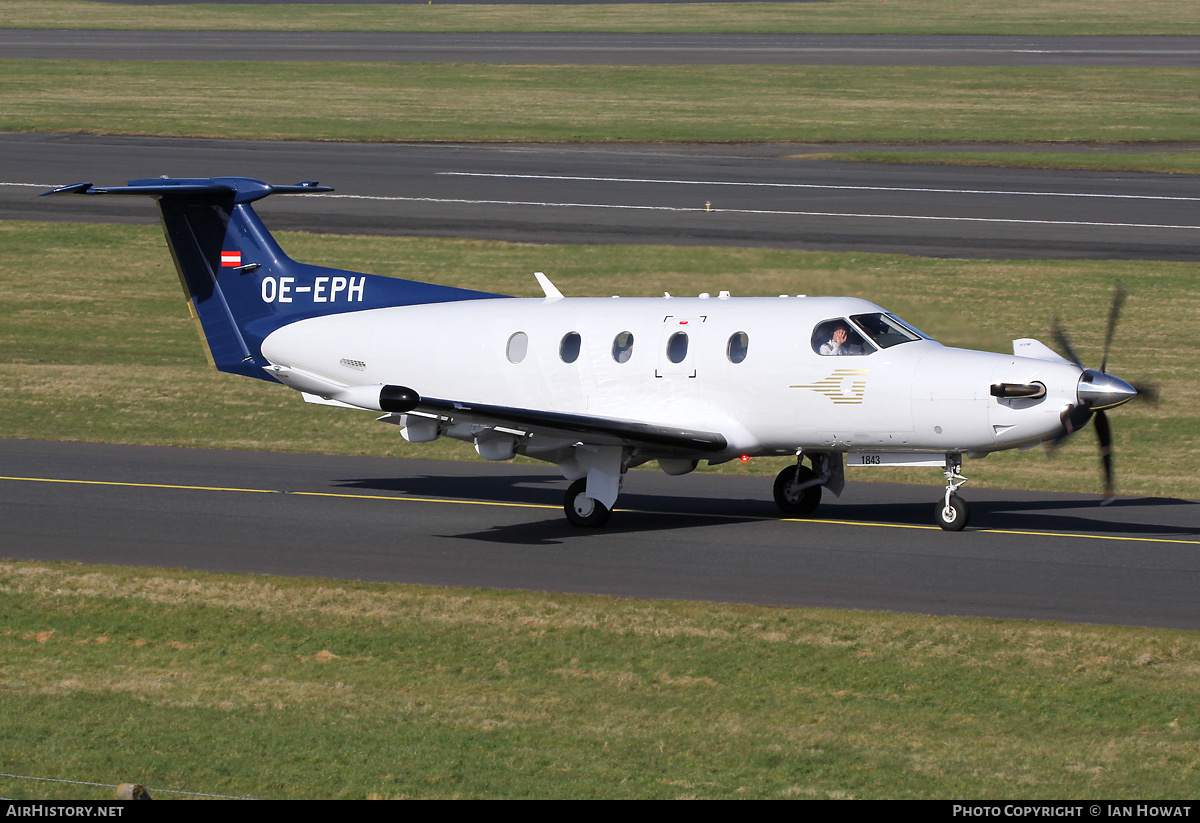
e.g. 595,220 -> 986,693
44,177 -> 500,381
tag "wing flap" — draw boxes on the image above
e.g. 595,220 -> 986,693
412,397 -> 728,454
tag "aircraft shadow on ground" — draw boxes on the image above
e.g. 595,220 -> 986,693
336,473 -> 776,513
793,498 -> 1200,538
439,510 -> 767,546
336,473 -> 567,505
336,474 -> 1199,541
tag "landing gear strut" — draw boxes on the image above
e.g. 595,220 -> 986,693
936,455 -> 969,531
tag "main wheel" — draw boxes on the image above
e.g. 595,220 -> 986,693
936,494 -> 969,531
773,464 -> 822,515
564,478 -> 612,527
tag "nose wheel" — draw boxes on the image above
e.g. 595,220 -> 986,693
937,494 -> 969,531
936,455 -> 970,531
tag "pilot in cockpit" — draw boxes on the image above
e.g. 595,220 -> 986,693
816,321 -> 867,356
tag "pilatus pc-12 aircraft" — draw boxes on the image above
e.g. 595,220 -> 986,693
46,176 -> 1149,531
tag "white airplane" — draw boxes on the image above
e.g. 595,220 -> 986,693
45,176 -> 1149,531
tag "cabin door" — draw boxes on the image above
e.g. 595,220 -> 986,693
655,315 -> 704,378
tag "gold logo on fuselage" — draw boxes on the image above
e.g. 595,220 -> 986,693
791,369 -> 869,405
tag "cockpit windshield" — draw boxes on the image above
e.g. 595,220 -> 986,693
812,313 -> 929,356
850,313 -> 928,349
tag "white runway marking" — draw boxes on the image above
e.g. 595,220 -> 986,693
13,180 -> 1196,231
438,172 -> 1200,203
304,192 -> 1200,231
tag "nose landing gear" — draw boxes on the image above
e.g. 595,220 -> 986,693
937,455 -> 969,531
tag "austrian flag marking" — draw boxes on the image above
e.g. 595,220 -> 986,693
220,251 -> 242,268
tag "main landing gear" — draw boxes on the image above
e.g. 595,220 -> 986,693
936,455 -> 969,531
773,456 -> 825,515
564,478 -> 613,527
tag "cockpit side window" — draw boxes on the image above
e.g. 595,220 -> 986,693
812,318 -> 874,356
850,313 -> 926,349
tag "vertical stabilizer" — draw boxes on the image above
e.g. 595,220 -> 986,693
44,177 -> 500,381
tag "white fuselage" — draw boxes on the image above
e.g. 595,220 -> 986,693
261,295 -> 1081,462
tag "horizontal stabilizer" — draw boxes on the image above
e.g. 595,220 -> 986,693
42,177 -> 333,204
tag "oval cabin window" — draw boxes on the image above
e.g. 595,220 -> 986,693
560,332 -> 581,363
612,331 -> 635,363
666,332 -> 689,364
506,331 -> 528,364
727,331 -> 749,364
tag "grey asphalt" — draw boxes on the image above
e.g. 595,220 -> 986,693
7,30 -> 1200,65
2,439 -> 1197,629
3,133 -> 1199,260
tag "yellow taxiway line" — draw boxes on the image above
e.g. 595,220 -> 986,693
3,474 -> 1198,546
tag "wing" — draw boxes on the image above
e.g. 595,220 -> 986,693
273,366 -> 728,457
410,396 -> 728,454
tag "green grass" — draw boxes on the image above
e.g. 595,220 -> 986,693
1,221 -> 1196,500
4,61 -> 1200,144
1,560 -> 1197,800
3,0 -> 1200,35
821,150 -> 1200,176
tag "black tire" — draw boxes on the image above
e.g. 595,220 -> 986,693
773,464 -> 822,515
936,494 -> 969,531
564,478 -> 612,527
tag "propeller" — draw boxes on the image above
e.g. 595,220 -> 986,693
1046,284 -> 1158,503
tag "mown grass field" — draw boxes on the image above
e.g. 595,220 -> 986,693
3,0 -> 1199,35
1,220 -> 1196,500
2,560 -> 1198,800
4,61 -> 1199,145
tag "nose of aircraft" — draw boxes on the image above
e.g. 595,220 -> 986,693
1077,369 -> 1138,410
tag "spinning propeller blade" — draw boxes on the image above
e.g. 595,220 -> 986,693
1128,381 -> 1162,407
1050,315 -> 1084,369
1100,283 -> 1127,375
1044,284 -> 1153,503
1094,409 -> 1114,501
